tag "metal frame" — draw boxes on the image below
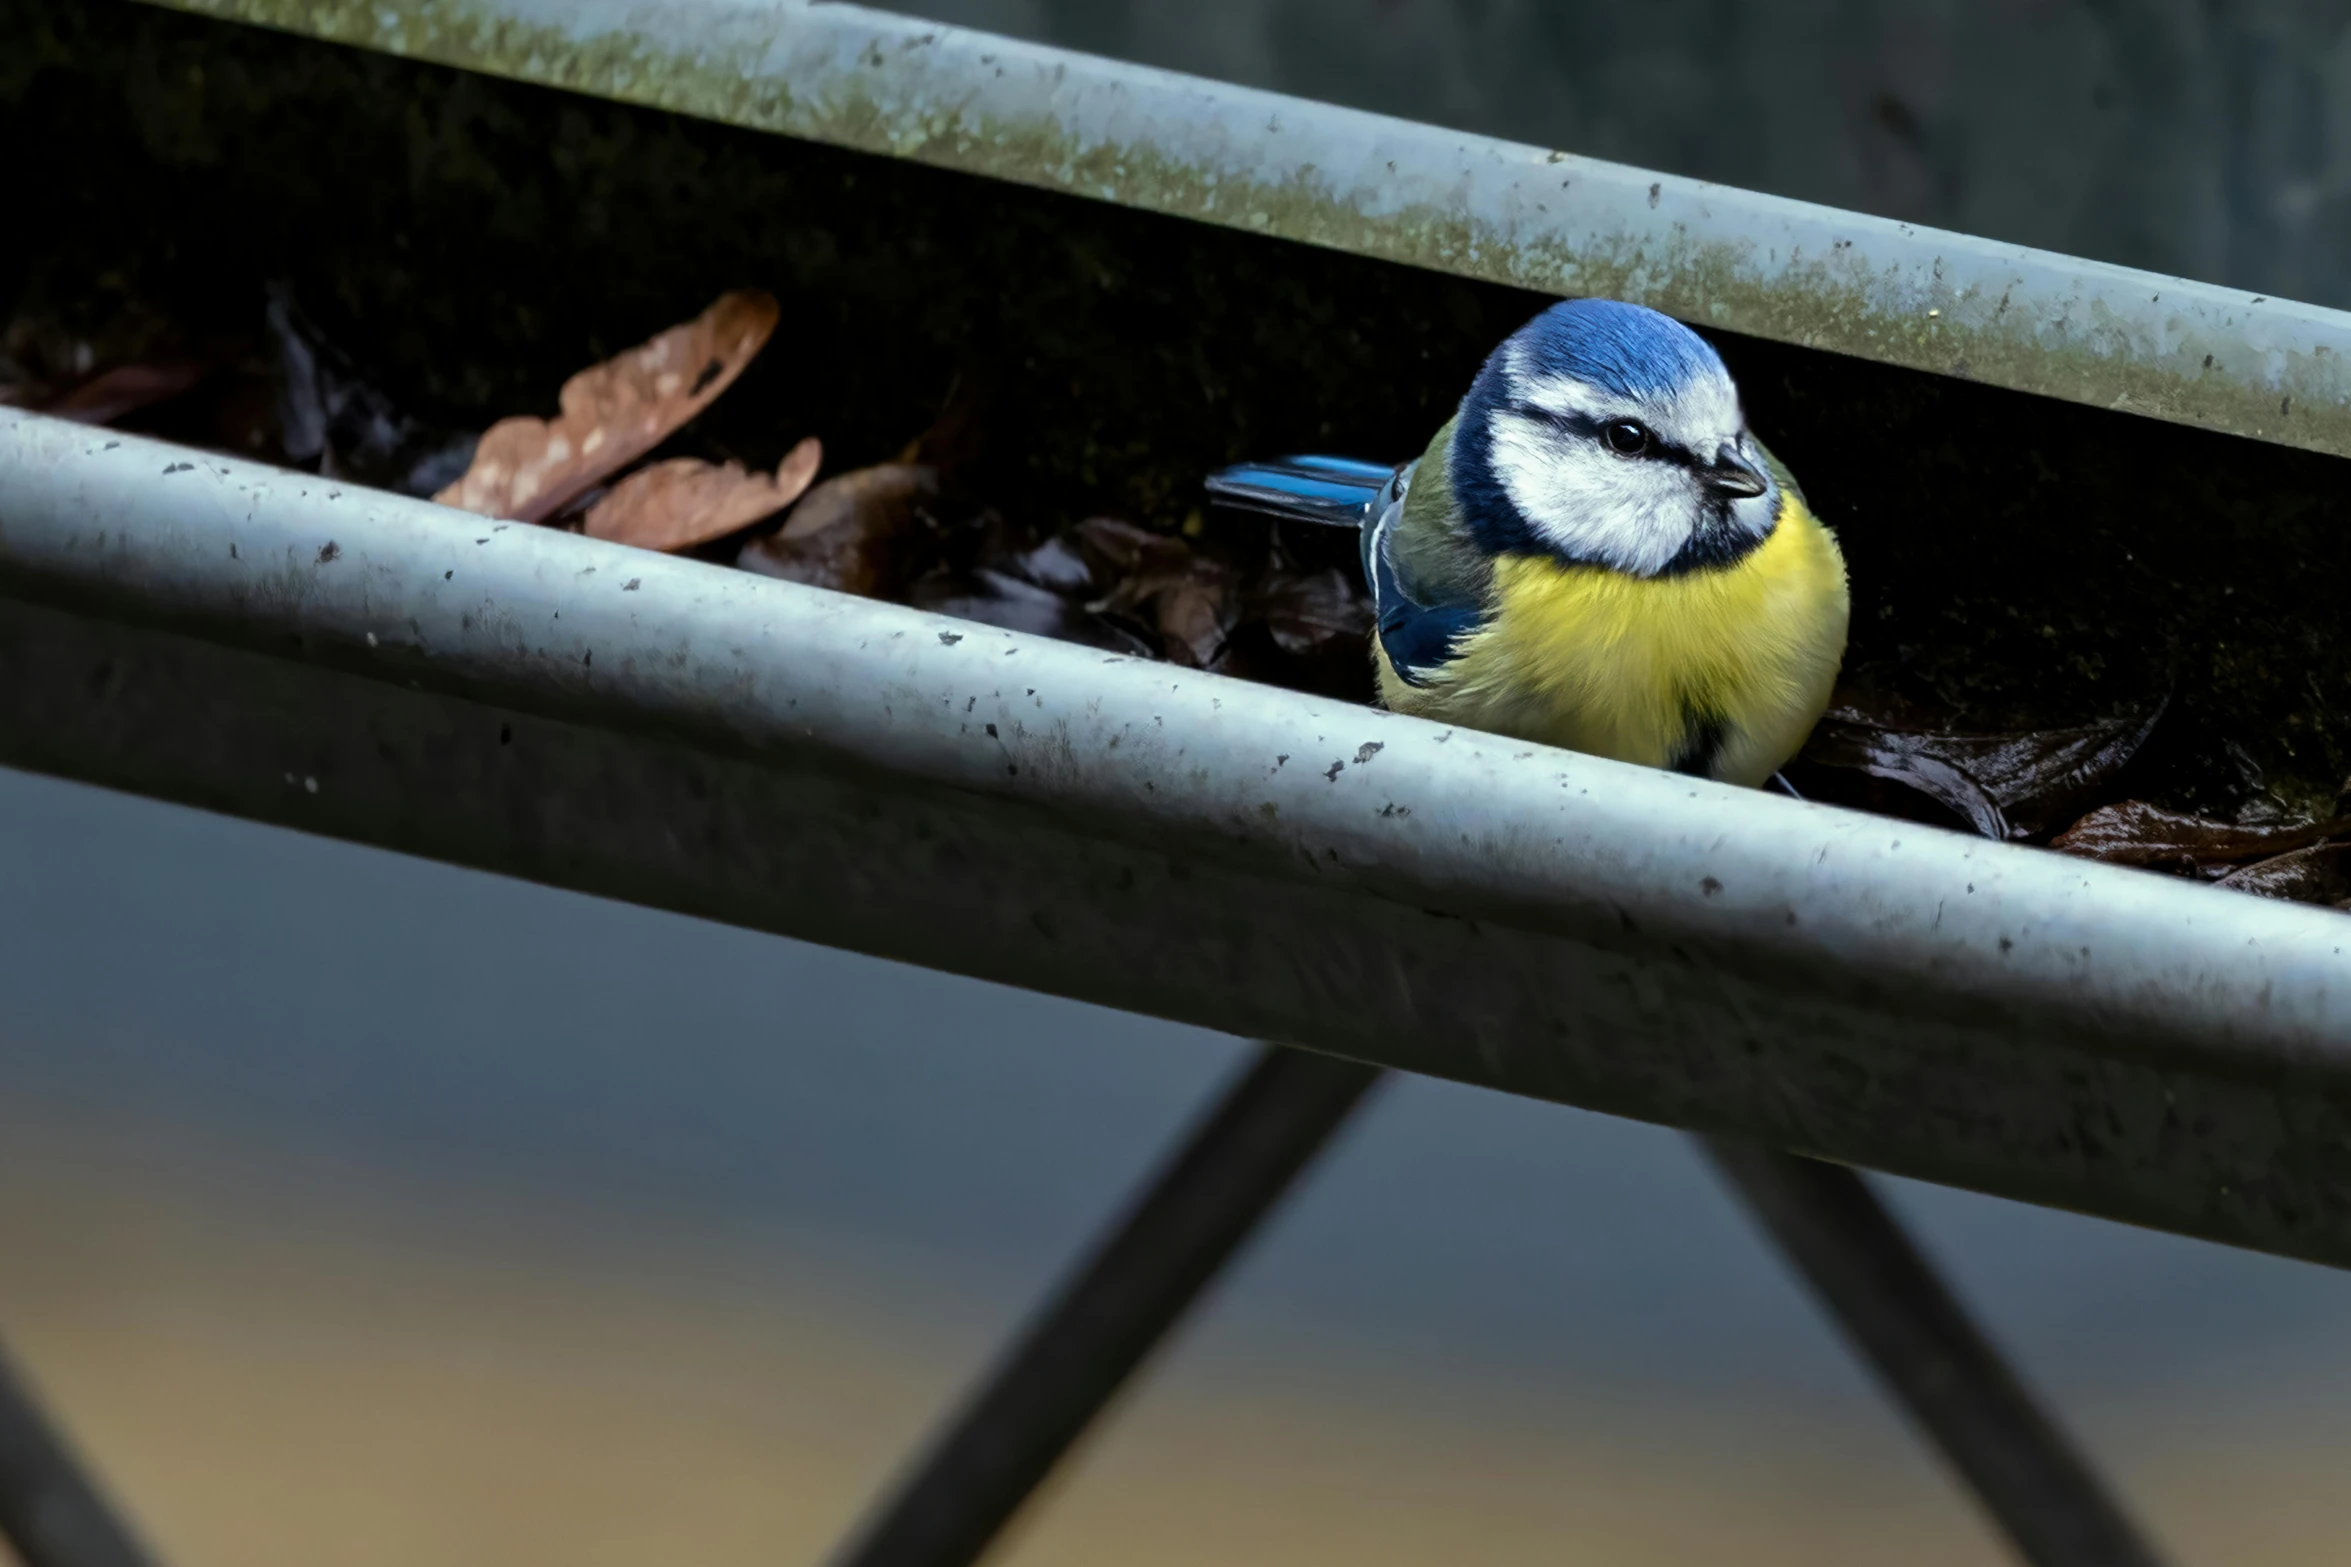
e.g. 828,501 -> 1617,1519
140,0 -> 2351,465
0,1345 -> 159,1567
0,406 -> 2287,1567
830,1045 -> 1383,1567
7,2 -> 2350,1562
3,412 -> 2345,1266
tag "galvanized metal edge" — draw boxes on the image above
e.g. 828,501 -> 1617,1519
131,0 -> 2351,463
5,409 -> 2351,1263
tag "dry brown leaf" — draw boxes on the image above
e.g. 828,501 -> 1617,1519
737,463 -> 939,596
774,462 -> 938,544
434,290 -> 779,523
583,437 -> 822,553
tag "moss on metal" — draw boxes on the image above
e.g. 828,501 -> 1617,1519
4,0 -> 2347,818
133,0 -> 2351,469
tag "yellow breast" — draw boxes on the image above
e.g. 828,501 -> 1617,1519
1377,497 -> 1849,786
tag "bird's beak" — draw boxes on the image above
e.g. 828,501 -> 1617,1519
1701,447 -> 1770,499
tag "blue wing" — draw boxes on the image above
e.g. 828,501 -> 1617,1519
1207,453 -> 1484,688
1204,455 -> 1398,528
1363,477 -> 1485,688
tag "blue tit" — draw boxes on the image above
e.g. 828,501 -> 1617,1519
1208,298 -> 1849,788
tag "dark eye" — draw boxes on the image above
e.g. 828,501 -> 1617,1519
1602,420 -> 1651,456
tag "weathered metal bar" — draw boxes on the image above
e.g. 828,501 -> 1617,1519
831,1045 -> 1381,1567
0,1340 -> 163,1567
3,410 -> 2350,1266
136,0 -> 2351,464
1704,1140 -> 2168,1567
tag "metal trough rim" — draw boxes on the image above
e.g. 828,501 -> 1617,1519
137,0 -> 2351,465
3,407 -> 2347,1267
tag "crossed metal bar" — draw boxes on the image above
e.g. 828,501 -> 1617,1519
0,1043 -> 2170,1567
0,1343 -> 159,1567
824,1045 -> 2168,1567
0,1043 -> 2168,1567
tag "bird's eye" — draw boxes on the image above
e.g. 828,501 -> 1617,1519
1602,420 -> 1651,456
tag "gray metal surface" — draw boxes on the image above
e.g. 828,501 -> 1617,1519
2,409 -> 2348,1266
1705,1140 -> 2168,1567
831,1044 -> 1382,1567
0,1340 -> 163,1567
136,0 -> 2351,463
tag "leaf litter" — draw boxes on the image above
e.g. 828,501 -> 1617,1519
584,436 -> 823,553
14,279 -> 2341,916
434,289 -> 780,523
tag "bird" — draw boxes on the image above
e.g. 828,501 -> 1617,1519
1205,298 -> 1849,790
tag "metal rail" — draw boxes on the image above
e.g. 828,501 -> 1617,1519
819,1041 -> 2165,1567
1705,1141 -> 2169,1567
4,9 -> 2331,1564
3,409 -> 2347,1270
0,1341 -> 161,1567
139,0 -> 2351,465
829,1045 -> 1381,1567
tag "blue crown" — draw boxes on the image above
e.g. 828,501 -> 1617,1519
1504,298 -> 1725,403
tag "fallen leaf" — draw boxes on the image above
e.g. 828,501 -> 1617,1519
737,463 -> 938,596
269,287 -> 476,494
1071,516 -> 1190,582
583,436 -> 822,553
895,372 -> 991,478
2049,801 -> 2351,870
1795,699 -> 2165,841
1062,518 -> 1240,666
2216,842 -> 2351,904
435,289 -> 779,523
1254,567 -> 1374,656
1155,564 -> 1238,668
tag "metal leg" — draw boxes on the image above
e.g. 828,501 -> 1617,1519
1702,1138 -> 2169,1567
827,1045 -> 1384,1567
0,1339 -> 161,1567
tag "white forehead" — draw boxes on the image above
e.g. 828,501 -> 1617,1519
1505,340 -> 1744,448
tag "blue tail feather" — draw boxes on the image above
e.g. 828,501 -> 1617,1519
1205,455 -> 1397,528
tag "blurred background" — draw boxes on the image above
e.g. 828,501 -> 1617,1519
916,0 -> 2351,308
9,3 -> 2351,1565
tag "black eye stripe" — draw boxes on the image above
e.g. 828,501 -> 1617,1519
1509,403 -> 1701,468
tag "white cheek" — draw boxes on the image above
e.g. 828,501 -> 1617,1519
1730,489 -> 1778,538
1492,417 -> 1693,575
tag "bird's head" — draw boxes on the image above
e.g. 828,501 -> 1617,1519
1451,298 -> 1778,577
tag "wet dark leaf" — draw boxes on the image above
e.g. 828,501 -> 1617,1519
1061,517 -> 1240,667
1254,566 -> 1373,657
1071,515 -> 1190,582
2216,842 -> 2351,905
1794,698 -> 2165,841
269,288 -> 476,495
1155,564 -> 1238,669
2049,800 -> 2351,870
736,462 -> 938,596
